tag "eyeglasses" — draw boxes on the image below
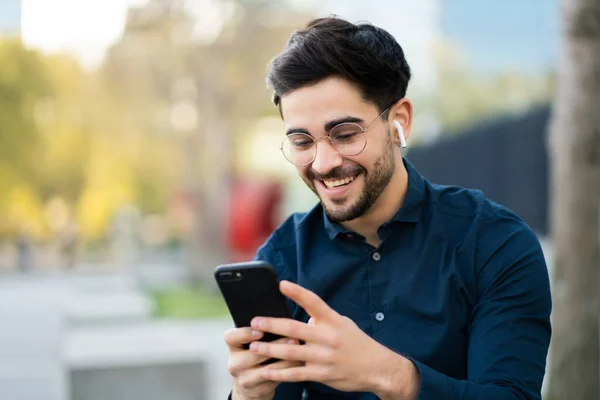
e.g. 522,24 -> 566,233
279,108 -> 389,166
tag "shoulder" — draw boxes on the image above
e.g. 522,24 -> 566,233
436,184 -> 547,297
425,182 -> 549,313
475,199 -> 547,292
427,181 -> 497,220
426,179 -> 545,270
257,202 -> 323,251
254,202 -> 324,277
427,181 -> 539,239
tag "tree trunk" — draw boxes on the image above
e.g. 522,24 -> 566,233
548,0 -> 600,399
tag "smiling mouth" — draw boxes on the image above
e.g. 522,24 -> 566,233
322,174 -> 359,189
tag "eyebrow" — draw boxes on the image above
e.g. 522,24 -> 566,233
285,116 -> 365,136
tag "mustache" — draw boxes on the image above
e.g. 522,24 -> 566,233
307,165 -> 365,181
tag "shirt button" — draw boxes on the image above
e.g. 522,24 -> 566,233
372,252 -> 381,261
375,312 -> 385,322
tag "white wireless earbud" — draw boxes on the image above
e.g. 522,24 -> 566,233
393,120 -> 407,148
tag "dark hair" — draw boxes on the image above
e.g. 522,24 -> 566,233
266,16 -> 412,114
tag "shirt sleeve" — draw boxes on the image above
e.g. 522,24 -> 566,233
411,214 -> 552,400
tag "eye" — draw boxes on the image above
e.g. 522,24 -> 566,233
289,134 -> 314,149
331,124 -> 363,144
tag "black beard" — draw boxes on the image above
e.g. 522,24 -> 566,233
303,135 -> 396,222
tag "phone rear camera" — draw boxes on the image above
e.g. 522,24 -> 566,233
218,271 -> 243,282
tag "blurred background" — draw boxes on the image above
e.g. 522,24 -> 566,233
0,0 -> 561,399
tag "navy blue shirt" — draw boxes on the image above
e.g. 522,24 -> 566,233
251,159 -> 552,400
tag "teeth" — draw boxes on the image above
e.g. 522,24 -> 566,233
324,175 -> 356,188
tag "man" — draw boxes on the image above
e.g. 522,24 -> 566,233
224,16 -> 551,400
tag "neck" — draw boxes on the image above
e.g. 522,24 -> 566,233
340,158 -> 409,246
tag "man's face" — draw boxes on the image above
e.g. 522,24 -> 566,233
280,77 -> 396,222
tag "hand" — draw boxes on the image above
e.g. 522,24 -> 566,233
248,281 -> 419,399
224,326 -> 301,400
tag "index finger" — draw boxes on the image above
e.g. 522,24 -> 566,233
279,281 -> 339,322
224,327 -> 264,349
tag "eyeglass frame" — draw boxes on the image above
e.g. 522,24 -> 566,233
279,107 -> 390,166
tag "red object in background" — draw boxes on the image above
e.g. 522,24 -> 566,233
227,179 -> 283,262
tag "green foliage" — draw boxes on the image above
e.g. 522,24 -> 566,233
151,286 -> 230,319
2,4 -> 555,244
0,36 -> 179,241
0,40 -> 49,178
437,70 -> 555,134
0,39 -> 53,237
429,39 -> 555,137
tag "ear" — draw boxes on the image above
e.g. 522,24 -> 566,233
388,98 -> 413,146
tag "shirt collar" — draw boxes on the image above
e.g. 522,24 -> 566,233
323,157 -> 427,240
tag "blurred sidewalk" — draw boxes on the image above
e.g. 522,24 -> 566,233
0,269 -> 233,400
0,237 -> 553,399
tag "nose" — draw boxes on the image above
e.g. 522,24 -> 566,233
311,138 -> 343,175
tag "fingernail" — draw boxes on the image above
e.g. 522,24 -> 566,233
251,330 -> 262,338
287,339 -> 296,345
252,318 -> 262,329
250,342 -> 260,352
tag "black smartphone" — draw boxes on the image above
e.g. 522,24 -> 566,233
214,261 -> 293,347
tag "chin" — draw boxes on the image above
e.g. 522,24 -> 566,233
325,209 -> 359,223
322,201 -> 360,222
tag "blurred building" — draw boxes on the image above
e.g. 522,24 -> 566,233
0,0 -> 21,36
